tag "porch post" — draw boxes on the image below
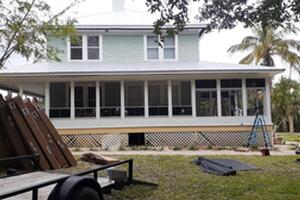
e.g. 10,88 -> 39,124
168,80 -> 172,117
191,80 -> 196,117
18,88 -> 24,98
120,80 -> 125,118
144,80 -> 149,118
45,82 -> 50,116
242,78 -> 247,116
7,91 -> 12,99
96,81 -> 100,119
217,79 -> 222,117
265,78 -> 271,118
70,81 -> 75,119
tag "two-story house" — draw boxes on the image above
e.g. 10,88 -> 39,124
0,0 -> 284,149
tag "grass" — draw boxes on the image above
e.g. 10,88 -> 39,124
63,155 -> 300,200
277,132 -> 300,142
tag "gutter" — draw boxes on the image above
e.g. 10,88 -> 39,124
0,68 -> 285,77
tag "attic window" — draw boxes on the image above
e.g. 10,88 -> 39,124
145,35 -> 177,60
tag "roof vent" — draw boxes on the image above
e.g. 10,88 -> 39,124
112,0 -> 125,12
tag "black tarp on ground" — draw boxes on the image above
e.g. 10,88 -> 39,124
193,157 -> 258,176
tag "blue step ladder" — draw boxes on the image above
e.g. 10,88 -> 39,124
247,112 -> 272,148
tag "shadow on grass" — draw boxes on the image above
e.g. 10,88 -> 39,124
104,180 -> 159,200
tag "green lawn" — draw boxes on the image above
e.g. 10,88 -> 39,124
71,155 -> 300,200
277,132 -> 300,142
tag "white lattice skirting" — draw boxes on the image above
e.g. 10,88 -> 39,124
146,131 -> 271,147
61,131 -> 272,148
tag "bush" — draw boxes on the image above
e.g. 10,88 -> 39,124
187,145 -> 198,150
173,146 -> 182,151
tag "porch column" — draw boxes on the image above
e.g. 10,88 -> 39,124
70,81 -> 75,119
144,80 -> 149,118
96,81 -> 100,119
191,80 -> 196,117
265,78 -> 271,118
242,78 -> 247,116
7,91 -> 12,99
45,82 -> 50,116
168,80 -> 172,117
18,88 -> 24,98
217,79 -> 222,117
120,80 -> 125,118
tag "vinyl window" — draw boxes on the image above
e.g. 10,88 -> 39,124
146,35 -> 177,60
70,36 -> 83,60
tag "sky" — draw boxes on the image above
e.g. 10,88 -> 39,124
5,0 -> 300,81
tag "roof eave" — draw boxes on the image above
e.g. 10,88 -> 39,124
75,24 -> 208,32
0,69 -> 285,77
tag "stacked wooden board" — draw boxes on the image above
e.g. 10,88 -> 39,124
0,95 -> 77,170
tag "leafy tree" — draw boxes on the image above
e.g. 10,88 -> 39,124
0,0 -> 83,69
227,24 -> 300,72
146,0 -> 300,34
272,77 -> 300,133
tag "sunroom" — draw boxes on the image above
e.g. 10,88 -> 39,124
48,78 -> 266,120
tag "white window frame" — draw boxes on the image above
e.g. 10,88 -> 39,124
67,34 -> 103,61
68,35 -> 83,61
144,34 -> 178,61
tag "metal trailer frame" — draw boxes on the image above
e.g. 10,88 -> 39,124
0,159 -> 133,200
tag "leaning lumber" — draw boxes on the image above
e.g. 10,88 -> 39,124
31,98 -> 77,167
5,98 -> 50,170
12,96 -> 61,169
0,95 -> 32,170
80,153 -> 119,165
24,99 -> 69,168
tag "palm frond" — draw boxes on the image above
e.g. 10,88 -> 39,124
239,52 -> 255,64
283,39 -> 300,51
227,42 -> 256,54
276,24 -> 300,38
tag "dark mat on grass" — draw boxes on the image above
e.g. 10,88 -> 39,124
193,156 -> 258,176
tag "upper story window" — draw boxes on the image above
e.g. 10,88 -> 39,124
70,36 -> 83,60
87,36 -> 100,60
69,35 -> 102,61
145,35 -> 177,60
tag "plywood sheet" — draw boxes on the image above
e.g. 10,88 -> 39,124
6,98 -> 50,170
24,100 -> 68,168
13,96 -> 60,169
31,99 -> 77,167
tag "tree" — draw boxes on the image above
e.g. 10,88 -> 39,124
0,0 -> 83,69
227,24 -> 300,72
272,77 -> 300,133
145,0 -> 300,34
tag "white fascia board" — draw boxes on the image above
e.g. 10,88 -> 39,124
0,69 -> 285,78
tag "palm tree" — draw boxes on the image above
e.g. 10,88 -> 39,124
228,24 -> 300,73
272,77 -> 300,133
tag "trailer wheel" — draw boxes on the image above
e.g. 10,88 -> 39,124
48,176 -> 104,200
70,187 -> 100,200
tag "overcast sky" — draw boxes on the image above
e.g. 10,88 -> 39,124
6,0 -> 300,81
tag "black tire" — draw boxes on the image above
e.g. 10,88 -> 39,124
47,176 -> 104,200
70,187 -> 100,200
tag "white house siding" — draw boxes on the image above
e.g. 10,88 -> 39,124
47,36 -> 67,62
47,33 -> 201,62
178,34 -> 199,61
103,35 -> 144,62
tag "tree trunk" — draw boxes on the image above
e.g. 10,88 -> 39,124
281,118 -> 288,132
288,114 -> 294,133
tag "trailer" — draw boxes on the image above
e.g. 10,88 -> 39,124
0,159 -> 133,200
